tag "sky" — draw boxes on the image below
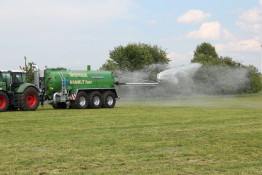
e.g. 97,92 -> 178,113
0,0 -> 261,72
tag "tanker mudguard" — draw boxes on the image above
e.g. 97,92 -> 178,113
69,88 -> 78,96
16,83 -> 39,93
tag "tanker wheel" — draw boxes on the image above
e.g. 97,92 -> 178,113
0,91 -> 9,112
102,91 -> 116,108
19,87 -> 39,111
52,102 -> 67,109
71,91 -> 88,109
88,91 -> 102,109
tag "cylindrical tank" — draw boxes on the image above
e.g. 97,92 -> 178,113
44,68 -> 116,100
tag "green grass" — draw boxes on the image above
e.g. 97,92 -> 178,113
0,93 -> 262,174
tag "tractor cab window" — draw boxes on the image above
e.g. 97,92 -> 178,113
12,73 -> 25,83
0,72 -> 11,84
10,72 -> 25,90
22,73 -> 26,82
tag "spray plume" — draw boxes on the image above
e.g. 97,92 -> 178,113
117,63 -> 250,99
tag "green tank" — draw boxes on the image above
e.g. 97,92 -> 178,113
39,66 -> 118,109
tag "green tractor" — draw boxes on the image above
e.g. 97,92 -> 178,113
0,70 -> 39,112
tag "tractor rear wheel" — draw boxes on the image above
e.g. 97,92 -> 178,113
88,91 -> 102,109
20,87 -> 39,111
102,91 -> 116,108
0,91 -> 9,112
70,91 -> 88,109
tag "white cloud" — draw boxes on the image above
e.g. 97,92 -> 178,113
186,22 -> 233,40
177,10 -> 211,24
0,0 -> 136,29
147,20 -> 158,25
167,52 -> 192,67
167,52 -> 187,61
237,1 -> 262,33
215,37 -> 262,71
216,38 -> 261,52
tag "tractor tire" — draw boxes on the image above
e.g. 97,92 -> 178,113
102,91 -> 116,108
8,105 -> 19,111
52,102 -> 67,109
19,87 -> 39,111
70,91 -> 88,109
88,91 -> 102,109
0,91 -> 9,112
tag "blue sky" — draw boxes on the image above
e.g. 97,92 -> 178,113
0,0 -> 261,72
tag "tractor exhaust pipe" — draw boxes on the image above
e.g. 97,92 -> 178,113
33,65 -> 40,89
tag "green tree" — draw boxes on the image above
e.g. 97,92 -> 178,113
100,60 -> 119,72
192,42 -> 220,65
20,56 -> 36,84
247,65 -> 262,93
194,42 -> 218,58
101,43 -> 170,72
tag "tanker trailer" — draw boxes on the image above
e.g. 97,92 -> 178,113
36,66 -> 118,109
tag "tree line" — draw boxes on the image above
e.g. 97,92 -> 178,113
23,42 -> 261,94
101,42 -> 261,94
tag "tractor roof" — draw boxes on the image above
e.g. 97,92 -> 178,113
0,70 -> 26,73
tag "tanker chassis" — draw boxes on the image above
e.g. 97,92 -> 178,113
0,65 -> 118,112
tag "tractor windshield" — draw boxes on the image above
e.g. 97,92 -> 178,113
12,72 -> 26,83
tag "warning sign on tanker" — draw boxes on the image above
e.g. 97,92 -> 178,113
70,80 -> 92,85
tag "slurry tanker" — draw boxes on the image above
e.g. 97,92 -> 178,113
0,65 -> 157,112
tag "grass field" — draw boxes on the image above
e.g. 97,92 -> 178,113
0,93 -> 262,174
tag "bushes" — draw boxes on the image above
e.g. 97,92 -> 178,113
192,43 -> 262,94
247,66 -> 262,93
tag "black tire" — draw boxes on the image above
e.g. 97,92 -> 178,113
8,105 -> 19,111
19,87 -> 39,111
102,91 -> 116,108
88,91 -> 102,109
52,102 -> 67,109
70,91 -> 88,109
0,91 -> 9,112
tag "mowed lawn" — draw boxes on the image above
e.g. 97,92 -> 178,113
0,93 -> 262,174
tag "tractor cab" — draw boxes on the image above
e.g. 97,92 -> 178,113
0,70 -> 26,91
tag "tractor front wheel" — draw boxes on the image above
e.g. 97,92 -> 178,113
20,87 -> 39,111
0,91 -> 9,112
